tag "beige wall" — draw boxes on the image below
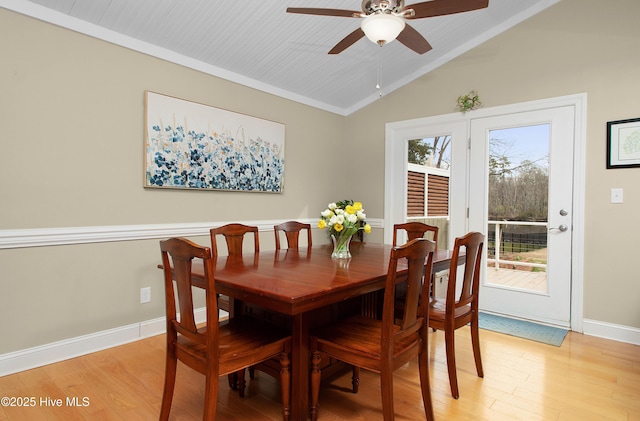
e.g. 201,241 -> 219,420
1,0 -> 639,354
0,10 -> 349,229
347,0 -> 640,328
0,8 -> 351,354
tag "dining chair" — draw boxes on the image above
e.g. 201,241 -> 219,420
309,238 -> 436,421
392,222 -> 439,319
211,223 -> 293,397
392,221 -> 439,247
158,237 -> 292,421
209,223 -> 259,313
428,231 -> 485,399
274,221 -> 312,250
209,223 -> 261,395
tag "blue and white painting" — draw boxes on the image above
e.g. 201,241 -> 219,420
144,91 -> 285,192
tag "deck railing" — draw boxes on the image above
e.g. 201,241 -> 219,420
487,220 -> 547,271
405,218 -> 548,272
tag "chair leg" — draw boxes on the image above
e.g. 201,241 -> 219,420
159,352 -> 178,421
228,373 -> 237,390
280,352 -> 291,421
470,316 -> 484,378
351,366 -> 360,393
202,372 -> 218,420
310,351 -> 321,421
380,364 -> 395,421
444,328 -> 459,399
418,349 -> 435,421
237,368 -> 247,398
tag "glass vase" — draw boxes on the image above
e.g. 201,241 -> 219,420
331,234 -> 353,259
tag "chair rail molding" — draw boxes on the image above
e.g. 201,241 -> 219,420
0,218 -> 384,249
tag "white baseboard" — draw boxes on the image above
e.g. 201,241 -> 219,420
0,307 -> 213,377
582,318 -> 640,346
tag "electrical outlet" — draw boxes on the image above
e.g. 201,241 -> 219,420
140,287 -> 151,304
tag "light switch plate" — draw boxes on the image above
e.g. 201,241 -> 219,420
140,287 -> 151,303
611,188 -> 623,204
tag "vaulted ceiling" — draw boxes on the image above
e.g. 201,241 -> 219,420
4,0 -> 559,115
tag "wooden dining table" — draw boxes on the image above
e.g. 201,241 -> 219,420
184,241 -> 461,421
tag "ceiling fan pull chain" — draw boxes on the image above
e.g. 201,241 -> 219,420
377,46 -> 383,96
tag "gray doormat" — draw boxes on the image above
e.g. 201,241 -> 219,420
478,312 -> 568,346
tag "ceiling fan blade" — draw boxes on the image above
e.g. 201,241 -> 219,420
407,0 -> 489,19
396,24 -> 432,54
328,28 -> 365,54
286,7 -> 361,18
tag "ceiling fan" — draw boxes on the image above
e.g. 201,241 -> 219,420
287,0 -> 489,55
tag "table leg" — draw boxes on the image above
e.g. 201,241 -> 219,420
290,313 -> 309,421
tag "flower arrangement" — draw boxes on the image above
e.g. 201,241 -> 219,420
318,200 -> 372,258
456,90 -> 483,114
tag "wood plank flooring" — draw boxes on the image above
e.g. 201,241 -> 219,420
486,267 -> 547,293
1,327 -> 638,420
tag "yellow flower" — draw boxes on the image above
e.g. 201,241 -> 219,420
334,223 -> 344,232
353,202 -> 363,211
318,220 -> 327,229
345,205 -> 356,215
364,224 -> 372,234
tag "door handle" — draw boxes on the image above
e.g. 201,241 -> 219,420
549,224 -> 568,232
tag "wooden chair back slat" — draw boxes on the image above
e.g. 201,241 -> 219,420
210,223 -> 260,258
274,221 -> 312,250
393,222 -> 439,247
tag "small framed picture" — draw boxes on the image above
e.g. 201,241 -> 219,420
607,117 -> 640,168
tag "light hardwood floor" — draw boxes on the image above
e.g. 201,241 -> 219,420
1,327 -> 639,420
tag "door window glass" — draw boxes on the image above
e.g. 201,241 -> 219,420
407,136 -> 451,249
487,124 -> 549,293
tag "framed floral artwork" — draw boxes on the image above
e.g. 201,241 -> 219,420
607,117 -> 640,169
144,91 -> 285,192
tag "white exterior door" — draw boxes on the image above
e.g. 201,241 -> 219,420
469,106 -> 575,327
385,94 -> 585,330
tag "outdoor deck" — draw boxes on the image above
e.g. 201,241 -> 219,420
485,267 -> 547,292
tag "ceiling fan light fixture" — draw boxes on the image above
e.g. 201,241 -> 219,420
360,13 -> 405,46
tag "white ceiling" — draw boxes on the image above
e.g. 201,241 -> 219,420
3,0 -> 558,115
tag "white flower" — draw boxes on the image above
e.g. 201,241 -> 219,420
346,213 -> 358,224
357,210 -> 366,220
321,209 -> 332,217
328,203 -> 337,210
336,214 -> 345,224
